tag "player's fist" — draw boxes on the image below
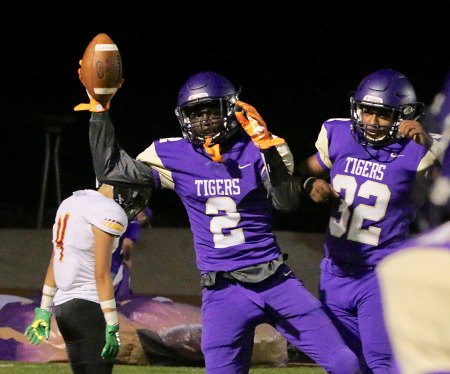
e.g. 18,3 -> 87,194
74,87 -> 109,112
307,178 -> 340,204
398,120 -> 432,148
234,100 -> 285,149
24,308 -> 52,345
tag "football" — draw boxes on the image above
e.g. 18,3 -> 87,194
79,33 -> 123,107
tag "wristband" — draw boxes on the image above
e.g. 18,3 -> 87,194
100,299 -> 116,310
40,284 -> 57,311
302,177 -> 317,193
104,311 -> 119,326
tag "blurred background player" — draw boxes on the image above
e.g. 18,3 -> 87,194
377,72 -> 450,374
413,70 -> 450,230
24,183 -> 151,374
295,68 -> 441,373
75,69 -> 360,374
111,207 -> 153,301
422,70 -> 450,135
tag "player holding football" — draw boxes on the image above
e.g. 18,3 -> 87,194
75,70 -> 360,373
296,69 -> 441,373
24,183 -> 151,374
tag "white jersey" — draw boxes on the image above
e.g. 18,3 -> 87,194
52,190 -> 128,306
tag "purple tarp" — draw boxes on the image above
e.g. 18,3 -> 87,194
0,293 -> 287,366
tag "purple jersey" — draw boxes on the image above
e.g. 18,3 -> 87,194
377,221 -> 450,374
137,133 -> 281,272
89,112 -> 360,374
396,221 -> 450,251
315,119 -> 436,266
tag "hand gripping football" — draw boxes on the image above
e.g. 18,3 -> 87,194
79,33 -> 123,107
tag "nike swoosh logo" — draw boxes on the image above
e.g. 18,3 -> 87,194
283,270 -> 292,276
390,153 -> 404,158
238,163 -> 252,169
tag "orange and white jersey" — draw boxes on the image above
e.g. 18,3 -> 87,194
52,189 -> 128,306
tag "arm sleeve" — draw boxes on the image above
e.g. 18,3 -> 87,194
90,200 -> 128,237
261,142 -> 299,212
89,112 -> 156,188
314,124 -> 332,170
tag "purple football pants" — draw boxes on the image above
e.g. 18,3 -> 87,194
320,258 -> 392,374
201,265 -> 359,374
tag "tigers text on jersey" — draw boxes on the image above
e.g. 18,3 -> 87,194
137,134 -> 282,272
315,119 -> 437,266
52,190 -> 128,306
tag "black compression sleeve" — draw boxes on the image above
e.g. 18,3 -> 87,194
89,112 -> 155,188
260,147 -> 291,186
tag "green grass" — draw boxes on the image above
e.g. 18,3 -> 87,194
0,361 -> 325,373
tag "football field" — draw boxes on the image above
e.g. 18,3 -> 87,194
0,361 -> 325,373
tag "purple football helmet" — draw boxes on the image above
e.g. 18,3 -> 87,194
175,71 -> 240,146
350,69 -> 423,147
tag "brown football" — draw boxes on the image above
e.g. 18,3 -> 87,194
79,33 -> 123,107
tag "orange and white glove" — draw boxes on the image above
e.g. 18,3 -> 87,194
74,90 -> 108,112
73,60 -> 123,112
234,100 -> 285,149
74,60 -> 108,112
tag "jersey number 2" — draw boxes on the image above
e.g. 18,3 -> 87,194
206,197 -> 245,248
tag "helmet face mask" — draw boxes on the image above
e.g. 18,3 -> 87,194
350,69 -> 422,147
175,71 -> 240,146
350,99 -> 415,147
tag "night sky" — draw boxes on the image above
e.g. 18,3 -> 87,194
1,1 -> 448,230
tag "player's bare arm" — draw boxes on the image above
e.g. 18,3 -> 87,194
93,226 -> 116,305
295,155 -> 339,203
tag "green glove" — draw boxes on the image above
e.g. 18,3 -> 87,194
24,308 -> 52,345
101,324 -> 120,360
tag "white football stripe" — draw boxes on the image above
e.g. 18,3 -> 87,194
94,44 -> 118,51
93,87 -> 118,94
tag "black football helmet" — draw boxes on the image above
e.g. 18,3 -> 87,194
175,71 -> 240,146
350,69 -> 424,147
113,186 -> 152,220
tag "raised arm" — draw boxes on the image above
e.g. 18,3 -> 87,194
73,53 -> 155,188
234,100 -> 299,212
89,112 -> 155,187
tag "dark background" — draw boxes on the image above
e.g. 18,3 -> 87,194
1,1 -> 448,230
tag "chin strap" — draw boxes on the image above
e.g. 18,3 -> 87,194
203,138 -> 223,162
